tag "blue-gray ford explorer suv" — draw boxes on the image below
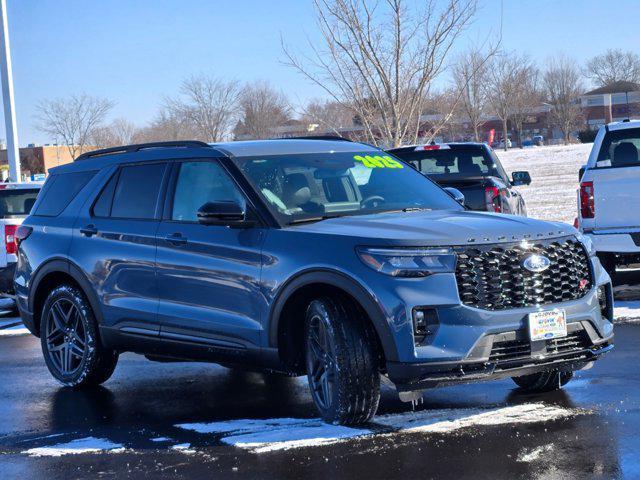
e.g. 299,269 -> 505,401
14,138 -> 614,425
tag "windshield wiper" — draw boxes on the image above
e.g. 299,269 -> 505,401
401,206 -> 430,212
287,214 -> 345,225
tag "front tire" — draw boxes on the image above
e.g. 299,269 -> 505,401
304,297 -> 380,425
512,370 -> 573,393
40,284 -> 118,387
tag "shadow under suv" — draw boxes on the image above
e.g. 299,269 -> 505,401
15,139 -> 614,425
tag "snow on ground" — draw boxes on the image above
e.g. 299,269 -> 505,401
177,403 -> 585,454
0,318 -> 29,337
496,143 -> 592,225
23,437 -> 125,457
614,301 -> 640,323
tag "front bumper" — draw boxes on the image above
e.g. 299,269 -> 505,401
387,320 -> 614,391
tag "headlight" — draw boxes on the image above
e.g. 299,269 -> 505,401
575,233 -> 596,257
356,247 -> 456,277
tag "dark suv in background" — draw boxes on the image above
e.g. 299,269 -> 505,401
389,143 -> 531,215
15,139 -> 613,425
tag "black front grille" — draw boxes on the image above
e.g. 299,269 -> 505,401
489,339 -> 531,362
488,329 -> 592,365
455,237 -> 592,310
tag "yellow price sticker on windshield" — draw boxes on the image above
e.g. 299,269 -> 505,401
353,155 -> 404,169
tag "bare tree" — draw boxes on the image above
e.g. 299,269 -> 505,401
134,108 -> 201,143
585,49 -> 640,87
235,81 -> 292,139
486,53 -> 538,150
283,0 -> 482,148
35,94 -> 114,158
299,99 -> 357,135
544,55 -> 584,144
165,75 -> 240,142
91,118 -> 138,148
510,63 -> 541,148
453,48 -> 489,141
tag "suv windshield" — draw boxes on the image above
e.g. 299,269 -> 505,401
395,145 -> 509,182
235,151 -> 462,224
0,188 -> 40,217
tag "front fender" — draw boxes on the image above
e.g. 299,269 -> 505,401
267,268 -> 400,362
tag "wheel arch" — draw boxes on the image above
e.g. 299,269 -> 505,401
29,258 -> 103,337
268,269 -> 398,371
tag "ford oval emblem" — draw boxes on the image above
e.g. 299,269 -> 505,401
522,254 -> 551,273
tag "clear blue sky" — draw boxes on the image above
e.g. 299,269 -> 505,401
5,0 -> 640,145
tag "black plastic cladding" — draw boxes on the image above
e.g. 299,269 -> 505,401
455,237 -> 593,310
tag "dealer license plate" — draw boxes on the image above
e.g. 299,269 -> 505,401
528,309 -> 567,341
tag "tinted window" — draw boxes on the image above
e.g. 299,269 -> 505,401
597,128 -> 640,168
92,171 -> 119,217
172,161 -> 244,222
0,189 -> 40,217
111,163 -> 166,219
236,151 -> 461,224
392,146 -> 507,180
33,171 -> 95,217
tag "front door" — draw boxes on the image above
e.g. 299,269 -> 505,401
155,159 -> 266,351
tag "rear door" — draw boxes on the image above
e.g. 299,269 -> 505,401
590,127 -> 640,229
70,162 -> 169,335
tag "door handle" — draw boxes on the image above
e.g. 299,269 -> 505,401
80,224 -> 98,237
165,233 -> 188,245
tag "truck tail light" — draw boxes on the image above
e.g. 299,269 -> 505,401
5,225 -> 17,254
580,181 -> 595,218
6,225 -> 32,254
484,186 -> 502,213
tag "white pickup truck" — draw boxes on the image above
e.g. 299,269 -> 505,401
0,182 -> 42,297
578,119 -> 640,276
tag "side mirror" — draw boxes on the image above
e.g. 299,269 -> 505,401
197,201 -> 246,226
444,187 -> 465,206
511,171 -> 531,186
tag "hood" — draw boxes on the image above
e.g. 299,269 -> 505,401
287,209 -> 574,247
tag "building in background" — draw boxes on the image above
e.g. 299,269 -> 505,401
580,81 -> 640,130
0,145 -> 96,180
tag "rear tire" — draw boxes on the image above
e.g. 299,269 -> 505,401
304,297 -> 380,425
40,284 -> 118,387
512,370 -> 573,393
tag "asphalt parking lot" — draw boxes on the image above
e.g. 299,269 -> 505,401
1,273 -> 639,480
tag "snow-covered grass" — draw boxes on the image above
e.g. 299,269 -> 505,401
177,403 -> 584,454
496,143 -> 592,225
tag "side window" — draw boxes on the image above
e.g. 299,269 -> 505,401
33,171 -> 96,217
110,163 -> 166,219
172,161 -> 244,222
92,171 -> 119,217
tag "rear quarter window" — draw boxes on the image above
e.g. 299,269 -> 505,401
33,171 -> 96,217
596,127 -> 640,168
0,188 -> 40,217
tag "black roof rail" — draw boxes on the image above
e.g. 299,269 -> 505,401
74,141 -> 212,161
280,135 -> 352,142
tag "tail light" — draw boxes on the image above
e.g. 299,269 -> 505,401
580,181 -> 595,218
5,225 -> 32,254
485,186 -> 502,213
5,225 -> 17,254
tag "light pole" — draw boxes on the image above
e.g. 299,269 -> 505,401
0,0 -> 20,182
